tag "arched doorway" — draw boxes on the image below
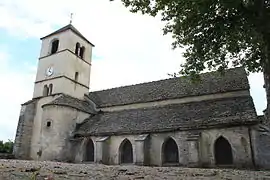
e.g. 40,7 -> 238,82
119,139 -> 133,164
214,136 -> 233,165
86,139 -> 94,162
162,137 -> 179,164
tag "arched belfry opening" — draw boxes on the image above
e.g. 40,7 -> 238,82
79,46 -> 85,59
86,139 -> 94,162
51,39 -> 59,54
214,136 -> 233,165
162,137 -> 179,164
75,42 -> 80,55
119,139 -> 133,164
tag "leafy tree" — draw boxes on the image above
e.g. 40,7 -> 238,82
0,140 -> 14,154
112,0 -> 270,114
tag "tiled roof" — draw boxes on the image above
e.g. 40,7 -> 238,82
74,96 -> 258,136
40,24 -> 94,46
43,94 -> 98,114
88,67 -> 249,108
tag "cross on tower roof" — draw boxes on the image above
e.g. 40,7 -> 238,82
69,13 -> 73,24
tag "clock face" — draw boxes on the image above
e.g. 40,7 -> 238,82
46,66 -> 54,77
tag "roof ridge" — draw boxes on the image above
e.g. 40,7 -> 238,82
90,78 -> 173,93
88,67 -> 249,107
89,67 -> 245,93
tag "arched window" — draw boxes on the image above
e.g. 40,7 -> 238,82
51,39 -> 59,54
74,72 -> 79,81
75,43 -> 80,55
49,84 -> 53,95
86,139 -> 94,162
214,136 -> 233,165
162,137 -> 179,164
43,85 -> 49,96
79,46 -> 85,59
119,139 -> 133,164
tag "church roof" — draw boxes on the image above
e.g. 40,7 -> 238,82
40,24 -> 95,46
88,67 -> 249,108
74,96 -> 258,136
43,94 -> 98,114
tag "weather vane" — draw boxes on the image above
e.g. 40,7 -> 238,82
69,13 -> 73,24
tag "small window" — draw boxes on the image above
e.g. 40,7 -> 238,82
49,84 -> 53,95
75,42 -> 80,55
79,46 -> 85,59
51,39 -> 59,54
75,72 -> 79,81
46,121 -> 51,127
43,85 -> 49,96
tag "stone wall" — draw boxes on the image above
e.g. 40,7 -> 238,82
29,96 -> 59,160
251,121 -> 270,169
39,105 -> 89,161
13,100 -> 37,159
0,153 -> 15,159
199,126 -> 253,168
149,126 -> 252,167
77,126 -> 253,168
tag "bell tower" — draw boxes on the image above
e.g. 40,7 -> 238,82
13,24 -> 95,160
33,24 -> 94,98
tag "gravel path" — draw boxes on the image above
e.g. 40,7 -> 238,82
0,159 -> 270,180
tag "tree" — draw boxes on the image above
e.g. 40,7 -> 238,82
0,140 -> 14,154
113,0 -> 270,114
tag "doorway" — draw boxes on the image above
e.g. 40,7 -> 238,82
214,136 -> 233,165
119,139 -> 133,164
162,137 -> 179,164
86,138 -> 94,162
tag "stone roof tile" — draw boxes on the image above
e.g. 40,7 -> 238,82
43,94 -> 97,114
88,67 -> 249,108
74,96 -> 258,136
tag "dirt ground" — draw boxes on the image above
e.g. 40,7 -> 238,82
0,159 -> 270,180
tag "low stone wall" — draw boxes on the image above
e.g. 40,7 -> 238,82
0,153 -> 15,159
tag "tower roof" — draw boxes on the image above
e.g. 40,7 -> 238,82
40,24 -> 95,47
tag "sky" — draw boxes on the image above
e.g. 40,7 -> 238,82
0,0 -> 267,142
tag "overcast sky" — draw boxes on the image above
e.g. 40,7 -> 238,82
0,0 -> 266,141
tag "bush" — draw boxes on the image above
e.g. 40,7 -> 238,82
0,140 -> 14,154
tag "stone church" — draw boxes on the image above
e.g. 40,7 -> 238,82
13,24 -> 270,169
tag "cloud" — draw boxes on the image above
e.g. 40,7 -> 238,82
0,0 -> 185,88
0,47 -> 36,141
